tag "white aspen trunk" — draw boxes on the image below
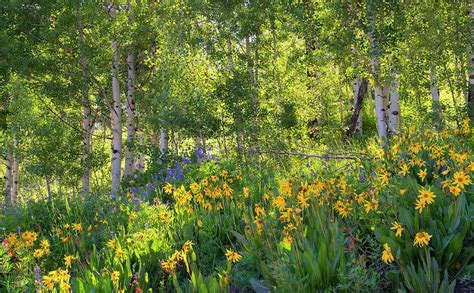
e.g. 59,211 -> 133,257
468,8 -> 474,122
368,14 -> 387,140
46,176 -> 52,202
133,130 -> 144,173
271,21 -> 281,93
79,0 -> 91,195
4,149 -> 12,196
388,80 -> 400,133
109,5 -> 122,197
11,139 -> 18,202
124,51 -> 136,179
430,64 -> 442,128
227,38 -> 234,70
374,83 -> 387,139
160,127 -> 168,154
82,102 -> 92,194
382,84 -> 390,124
430,65 -> 440,104
353,77 -> 362,132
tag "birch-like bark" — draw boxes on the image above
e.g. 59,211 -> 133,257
133,131 -> 144,173
124,51 -> 136,179
82,99 -> 92,194
79,0 -> 91,195
468,8 -> 474,122
11,139 -> 18,202
353,77 -> 363,132
430,64 -> 442,128
382,85 -> 390,123
160,127 -> 168,154
110,5 -> 122,197
4,149 -> 12,197
368,15 -> 387,140
388,80 -> 400,133
374,83 -> 387,139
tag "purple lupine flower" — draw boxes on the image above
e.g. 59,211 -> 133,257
35,265 -> 42,285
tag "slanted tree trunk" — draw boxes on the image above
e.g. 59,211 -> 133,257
430,64 -> 442,128
346,78 -> 368,137
388,79 -> 400,133
4,149 -> 12,197
124,50 -> 136,179
11,139 -> 18,202
109,5 -> 122,198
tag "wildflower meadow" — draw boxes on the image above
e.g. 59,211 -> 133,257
1,1 -> 474,292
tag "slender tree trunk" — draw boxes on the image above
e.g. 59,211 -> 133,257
468,8 -> 474,122
271,19 -> 281,95
368,14 -> 387,141
82,101 -> 92,194
346,78 -> 368,137
46,176 -> 52,202
4,149 -> 12,197
374,83 -> 387,139
382,84 -> 390,123
79,5 -> 92,195
11,139 -> 18,202
160,127 -> 168,154
430,64 -> 442,128
110,5 -> 122,198
353,77 -> 363,132
388,79 -> 400,133
124,51 -> 136,179
368,84 -> 374,115
133,131 -> 144,173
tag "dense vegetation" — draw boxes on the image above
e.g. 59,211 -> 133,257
0,1 -> 473,292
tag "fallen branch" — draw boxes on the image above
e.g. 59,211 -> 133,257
247,149 -> 359,160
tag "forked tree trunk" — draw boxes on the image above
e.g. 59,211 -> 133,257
388,80 -> 400,133
110,5 -> 122,198
124,51 -> 136,179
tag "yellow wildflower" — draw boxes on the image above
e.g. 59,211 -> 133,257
111,271 -> 120,282
225,249 -> 242,263
390,222 -> 404,237
381,243 -> 394,264
413,232 -> 432,247
418,169 -> 427,182
452,171 -> 472,190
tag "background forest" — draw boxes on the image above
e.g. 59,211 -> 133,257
0,1 -> 473,292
